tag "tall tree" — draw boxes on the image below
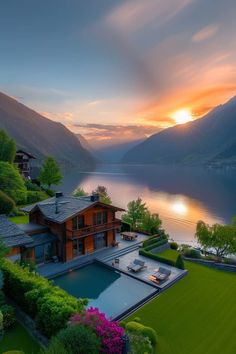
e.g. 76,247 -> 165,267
0,130 -> 16,163
0,161 -> 26,204
122,198 -> 147,230
39,157 -> 62,189
195,220 -> 236,258
92,185 -> 112,205
140,211 -> 162,235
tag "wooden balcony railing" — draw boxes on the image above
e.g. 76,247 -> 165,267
66,219 -> 121,239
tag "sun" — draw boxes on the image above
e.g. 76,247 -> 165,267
172,109 -> 193,125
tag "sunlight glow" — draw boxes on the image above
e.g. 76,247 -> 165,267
171,201 -> 188,215
172,109 -> 193,125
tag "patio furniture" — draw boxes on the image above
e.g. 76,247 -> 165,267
121,232 -> 138,241
127,259 -> 147,272
114,258 -> 120,264
149,267 -> 171,283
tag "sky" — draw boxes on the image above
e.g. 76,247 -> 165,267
0,0 -> 236,147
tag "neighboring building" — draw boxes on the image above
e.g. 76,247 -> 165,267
14,150 -> 36,178
0,193 -> 124,264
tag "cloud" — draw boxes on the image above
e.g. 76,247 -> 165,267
192,24 -> 219,42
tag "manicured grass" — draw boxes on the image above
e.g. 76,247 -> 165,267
0,320 -> 41,353
9,215 -> 29,224
127,258 -> 236,354
158,249 -> 179,262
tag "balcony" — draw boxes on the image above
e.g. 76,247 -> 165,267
66,219 -> 121,239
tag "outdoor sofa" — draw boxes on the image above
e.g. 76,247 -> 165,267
149,267 -> 171,283
127,259 -> 147,272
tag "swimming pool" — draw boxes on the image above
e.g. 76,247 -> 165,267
52,262 -> 157,319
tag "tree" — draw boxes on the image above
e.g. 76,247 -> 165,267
73,187 -> 88,197
140,211 -> 162,235
0,190 -> 15,215
39,157 -> 62,189
0,161 -> 27,204
175,254 -> 185,269
195,220 -> 236,259
122,198 -> 147,230
92,185 -> 112,205
0,130 -> 16,163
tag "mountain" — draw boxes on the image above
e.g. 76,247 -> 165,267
123,96 -> 236,166
0,92 -> 95,169
91,140 -> 145,163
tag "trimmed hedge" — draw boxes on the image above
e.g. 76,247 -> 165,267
139,248 -> 176,267
144,239 -> 168,252
1,260 -> 87,337
143,233 -> 167,248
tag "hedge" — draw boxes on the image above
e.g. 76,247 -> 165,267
139,248 -> 176,267
144,239 -> 168,252
143,233 -> 167,248
1,260 -> 87,337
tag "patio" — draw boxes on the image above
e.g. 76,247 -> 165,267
105,249 -> 187,289
37,231 -> 149,277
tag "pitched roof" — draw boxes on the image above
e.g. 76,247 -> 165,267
0,215 -> 34,247
16,150 -> 36,159
25,232 -> 57,248
22,195 -> 124,224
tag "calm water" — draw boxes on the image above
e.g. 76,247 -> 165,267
61,164 -> 236,245
53,263 -> 156,318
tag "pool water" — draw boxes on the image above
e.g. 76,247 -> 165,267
53,263 -> 157,318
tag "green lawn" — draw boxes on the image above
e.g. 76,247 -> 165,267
0,320 -> 41,354
127,252 -> 236,354
158,249 -> 179,262
9,215 -> 29,224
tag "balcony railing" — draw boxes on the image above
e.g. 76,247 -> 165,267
66,219 -> 121,239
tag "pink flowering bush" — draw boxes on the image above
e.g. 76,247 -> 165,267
69,307 -> 125,354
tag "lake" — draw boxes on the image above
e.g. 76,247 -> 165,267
61,164 -> 236,245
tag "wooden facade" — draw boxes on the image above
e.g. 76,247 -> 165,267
14,150 -> 36,178
28,203 -> 121,263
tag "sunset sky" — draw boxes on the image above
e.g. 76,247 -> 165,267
1,0 -> 236,146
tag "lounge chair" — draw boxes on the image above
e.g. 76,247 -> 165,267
150,267 -> 171,282
127,259 -> 146,272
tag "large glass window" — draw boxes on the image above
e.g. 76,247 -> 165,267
35,242 -> 53,264
72,239 -> 84,257
94,232 -> 106,249
93,211 -> 108,225
72,215 -> 85,230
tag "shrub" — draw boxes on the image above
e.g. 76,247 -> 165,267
0,310 -> 3,337
170,242 -> 178,250
41,337 -> 68,354
0,162 -> 27,204
2,352 -> 25,354
139,248 -> 176,267
43,188 -> 55,197
25,180 -> 41,191
0,190 -> 15,215
143,233 -> 167,248
1,304 -> 16,329
182,248 -> 201,259
1,260 -> 86,337
125,321 -> 158,346
175,254 -> 185,270
128,333 -> 153,354
26,191 -> 49,204
47,325 -> 101,354
69,307 -> 125,354
0,291 -> 6,306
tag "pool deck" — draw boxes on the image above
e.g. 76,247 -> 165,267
104,249 -> 186,289
37,232 -> 148,277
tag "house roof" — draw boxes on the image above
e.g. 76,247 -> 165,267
25,232 -> 57,248
16,150 -> 36,159
21,195 -> 124,224
0,215 -> 34,248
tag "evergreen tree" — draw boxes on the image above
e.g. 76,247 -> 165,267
92,185 -> 112,205
0,130 -> 16,163
175,254 -> 185,270
39,157 -> 62,189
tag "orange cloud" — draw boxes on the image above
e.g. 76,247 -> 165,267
192,24 -> 219,42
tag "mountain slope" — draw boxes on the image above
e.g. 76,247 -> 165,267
0,92 -> 95,169
123,96 -> 236,166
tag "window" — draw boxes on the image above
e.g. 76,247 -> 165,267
72,239 -> 84,256
93,211 -> 108,225
72,215 -> 85,230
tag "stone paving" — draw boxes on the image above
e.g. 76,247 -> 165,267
105,249 -> 186,289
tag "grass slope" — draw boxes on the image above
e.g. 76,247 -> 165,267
127,252 -> 236,354
9,215 -> 29,224
0,320 -> 40,353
